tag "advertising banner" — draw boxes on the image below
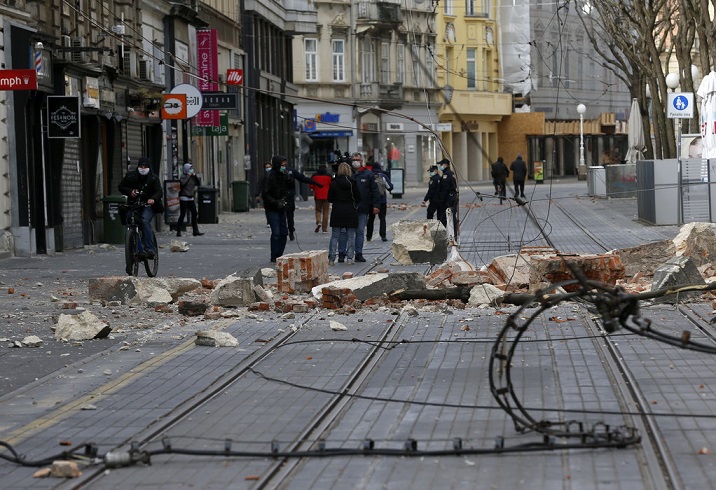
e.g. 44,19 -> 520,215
196,29 -> 219,127
47,96 -> 81,138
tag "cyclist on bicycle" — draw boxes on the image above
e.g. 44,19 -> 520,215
118,157 -> 163,259
491,157 -> 509,204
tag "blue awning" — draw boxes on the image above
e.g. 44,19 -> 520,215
309,131 -> 353,138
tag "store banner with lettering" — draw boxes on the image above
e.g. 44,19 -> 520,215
196,29 -> 219,127
47,96 -> 81,138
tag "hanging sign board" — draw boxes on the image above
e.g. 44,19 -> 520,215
47,96 -> 81,138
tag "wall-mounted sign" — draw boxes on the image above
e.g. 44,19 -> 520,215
192,113 -> 229,137
226,69 -> 243,86
162,94 -> 187,120
436,123 -> 453,132
170,84 -> 202,119
83,76 -> 99,108
201,92 -> 238,110
47,96 -> 81,138
0,69 -> 37,90
386,122 -> 404,131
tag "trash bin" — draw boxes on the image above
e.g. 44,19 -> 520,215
102,195 -> 127,244
231,181 -> 250,212
197,186 -> 219,224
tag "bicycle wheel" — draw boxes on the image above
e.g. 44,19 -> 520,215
144,234 -> 159,277
125,229 -> 139,276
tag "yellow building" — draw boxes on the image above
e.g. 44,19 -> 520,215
436,1 -> 512,181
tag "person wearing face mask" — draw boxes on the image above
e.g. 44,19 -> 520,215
176,162 -> 204,237
118,157 -> 163,259
350,152 -> 380,262
255,162 -> 272,228
422,165 -> 446,227
261,155 -> 292,262
437,158 -> 458,233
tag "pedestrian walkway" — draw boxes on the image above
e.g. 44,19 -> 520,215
0,178 -> 713,489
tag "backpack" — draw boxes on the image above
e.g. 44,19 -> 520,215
375,173 -> 387,197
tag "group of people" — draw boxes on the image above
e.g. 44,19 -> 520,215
260,152 -> 393,265
490,154 -> 528,202
421,158 -> 457,228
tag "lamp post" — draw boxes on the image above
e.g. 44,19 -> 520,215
577,103 -> 586,180
665,72 -> 682,224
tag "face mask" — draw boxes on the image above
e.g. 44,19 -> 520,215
429,171 -> 435,177
138,167 -> 150,176
265,167 -> 272,173
280,166 -> 286,173
352,161 -> 361,169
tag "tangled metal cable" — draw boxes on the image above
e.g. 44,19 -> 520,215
490,277 -> 716,447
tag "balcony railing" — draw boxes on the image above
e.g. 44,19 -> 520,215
357,1 -> 402,24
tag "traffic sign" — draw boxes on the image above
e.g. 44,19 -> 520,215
170,84 -> 203,119
201,92 -> 238,110
667,92 -> 694,118
161,94 -> 187,120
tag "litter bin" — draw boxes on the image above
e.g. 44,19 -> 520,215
197,186 -> 219,224
231,181 -> 250,212
102,195 -> 127,244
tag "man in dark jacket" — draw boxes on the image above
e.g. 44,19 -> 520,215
491,157 -> 509,203
176,162 -> 204,237
284,166 -> 323,240
366,162 -> 393,242
437,158 -> 458,233
118,156 -> 163,260
422,165 -> 446,226
510,153 -> 528,198
351,152 -> 380,262
261,155 -> 292,262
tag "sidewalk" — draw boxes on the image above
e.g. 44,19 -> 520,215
1,178 -> 713,489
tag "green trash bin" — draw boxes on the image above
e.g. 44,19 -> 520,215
102,195 -> 127,244
231,181 -> 250,212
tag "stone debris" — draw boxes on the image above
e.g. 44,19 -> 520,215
391,219 -> 448,265
467,284 -> 505,306
55,310 -> 110,341
277,250 -> 329,293
673,222 -> 716,267
210,273 -> 259,307
329,320 -> 347,331
312,272 -> 426,302
21,335 -> 43,347
51,460 -> 82,478
261,267 -> 277,278
651,256 -> 706,304
195,330 -> 239,347
170,240 -> 190,252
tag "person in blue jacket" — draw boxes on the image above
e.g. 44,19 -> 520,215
350,152 -> 380,262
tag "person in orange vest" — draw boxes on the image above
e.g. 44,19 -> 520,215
310,164 -> 333,233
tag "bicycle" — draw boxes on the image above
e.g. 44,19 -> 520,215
120,202 -> 159,277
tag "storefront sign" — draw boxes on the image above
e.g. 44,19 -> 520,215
83,76 -> 99,108
196,29 -> 219,127
226,69 -> 243,86
170,84 -> 202,118
192,113 -> 229,137
162,94 -> 187,120
47,96 -> 81,138
0,69 -> 37,90
201,92 -> 238,110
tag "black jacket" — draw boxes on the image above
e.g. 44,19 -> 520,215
118,170 -> 163,212
511,157 -> 528,181
439,168 -> 457,204
424,173 -> 443,203
354,167 -> 380,214
491,160 -> 509,180
328,175 -> 359,228
261,159 -> 291,212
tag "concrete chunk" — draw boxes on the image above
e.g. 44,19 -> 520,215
391,220 -> 448,265
312,272 -> 426,302
210,274 -> 256,307
55,310 -> 109,341
651,256 -> 705,303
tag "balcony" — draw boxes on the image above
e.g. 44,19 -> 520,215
356,1 -> 402,26
441,90 -> 512,117
357,82 -> 404,110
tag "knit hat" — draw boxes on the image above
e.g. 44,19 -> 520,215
137,157 -> 151,167
183,163 -> 193,173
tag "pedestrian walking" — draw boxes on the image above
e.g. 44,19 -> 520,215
118,157 -> 163,259
437,158 -> 457,231
327,162 -> 359,265
255,161 -> 272,227
510,153 -> 528,198
176,162 -> 204,236
351,152 -> 380,262
491,157 -> 509,204
309,164 -> 332,234
366,162 -> 393,242
261,155 -> 291,262
422,164 -> 446,226
283,165 -> 323,241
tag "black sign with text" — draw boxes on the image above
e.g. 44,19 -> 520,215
47,96 -> 81,139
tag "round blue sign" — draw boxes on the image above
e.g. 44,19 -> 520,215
672,95 -> 689,111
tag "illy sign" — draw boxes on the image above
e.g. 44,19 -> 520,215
0,69 -> 37,90
226,69 -> 243,86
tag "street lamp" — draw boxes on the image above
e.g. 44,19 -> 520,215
577,103 -> 586,180
665,72 -> 683,224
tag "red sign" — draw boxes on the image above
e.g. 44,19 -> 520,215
197,29 -> 219,92
0,69 -> 37,90
226,69 -> 243,86
161,94 -> 187,120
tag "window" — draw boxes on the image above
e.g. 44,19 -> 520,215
304,38 -> 318,81
466,0 -> 476,15
466,48 -> 476,89
412,45 -> 421,86
444,0 -> 453,15
332,39 -> 345,82
361,39 -> 375,83
397,44 -> 405,84
381,42 -> 390,84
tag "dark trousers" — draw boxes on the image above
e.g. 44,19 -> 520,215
139,207 -> 156,253
266,210 -> 288,261
177,199 -> 199,235
285,202 -> 296,233
514,179 -> 525,197
366,203 -> 387,240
